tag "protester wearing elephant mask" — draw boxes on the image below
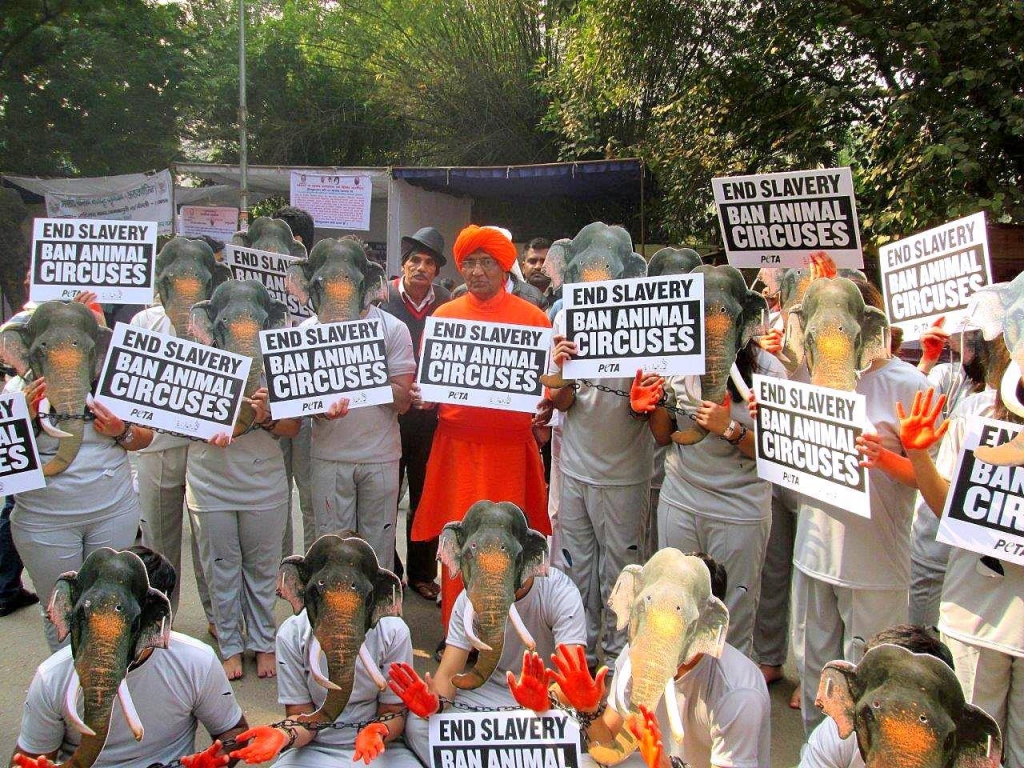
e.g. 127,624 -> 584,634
13,547 -> 246,768
896,274 -> 1024,766
390,501 -> 586,768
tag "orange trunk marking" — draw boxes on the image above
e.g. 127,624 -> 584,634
874,714 -> 939,768
581,269 -> 612,283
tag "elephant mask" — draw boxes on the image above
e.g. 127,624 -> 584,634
0,301 -> 111,475
787,277 -> 889,391
189,280 -> 288,432
47,548 -> 172,768
541,239 -> 571,294
231,216 -> 308,259
967,272 -> 1024,465
438,501 -> 549,690
673,265 -> 767,444
154,237 -> 231,339
591,549 -> 728,765
277,535 -> 402,726
817,644 -> 1002,768
647,247 -> 701,278
286,238 -> 386,324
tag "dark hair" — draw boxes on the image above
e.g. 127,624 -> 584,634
525,238 -> 551,252
190,235 -> 224,254
850,277 -> 885,311
688,552 -> 727,602
127,545 -> 177,598
728,339 -> 767,402
866,624 -> 954,669
272,206 -> 315,251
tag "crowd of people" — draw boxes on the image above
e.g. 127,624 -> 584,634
3,207 -> 1021,768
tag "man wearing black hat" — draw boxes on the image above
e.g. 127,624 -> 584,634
380,227 -> 450,601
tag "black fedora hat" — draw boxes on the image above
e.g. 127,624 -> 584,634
401,227 -> 447,268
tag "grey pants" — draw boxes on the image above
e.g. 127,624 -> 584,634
137,447 -> 212,618
272,742 -> 422,768
12,504 -> 140,651
658,501 -> 771,659
191,503 -> 288,658
311,458 -> 400,572
280,418 -> 314,556
558,473 -> 648,667
752,488 -> 799,667
909,556 -> 946,629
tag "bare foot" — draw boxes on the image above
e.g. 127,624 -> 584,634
257,651 -> 277,678
223,654 -> 243,680
789,685 -> 802,710
759,664 -> 784,685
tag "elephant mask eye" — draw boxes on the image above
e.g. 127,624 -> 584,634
918,714 -> 928,724
871,700 -> 881,709
114,604 -> 122,613
317,580 -> 325,587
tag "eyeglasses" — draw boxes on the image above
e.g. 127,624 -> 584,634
461,257 -> 500,273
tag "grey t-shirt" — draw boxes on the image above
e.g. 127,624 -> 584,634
307,306 -> 416,465
549,310 -> 654,486
447,568 -> 586,709
800,718 -> 863,768
794,358 -> 928,590
17,633 -> 243,768
186,427 -> 288,512
129,306 -> 189,453
660,351 -> 786,522
276,613 -> 410,748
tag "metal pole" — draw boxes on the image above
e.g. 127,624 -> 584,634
639,162 -> 646,255
238,0 -> 249,229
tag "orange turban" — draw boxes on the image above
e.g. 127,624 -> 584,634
453,225 -> 518,272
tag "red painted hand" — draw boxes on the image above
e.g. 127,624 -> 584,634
507,651 -> 551,712
807,251 -> 837,280
181,741 -> 230,768
13,755 -> 57,768
897,388 -> 950,452
353,723 -> 389,765
629,370 -> 664,414
548,644 -> 607,712
627,706 -> 665,768
919,316 -> 949,363
229,726 -> 289,764
388,662 -> 439,718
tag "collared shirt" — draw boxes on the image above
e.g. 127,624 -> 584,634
397,277 -> 435,314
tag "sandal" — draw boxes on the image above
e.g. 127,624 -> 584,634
411,580 -> 441,600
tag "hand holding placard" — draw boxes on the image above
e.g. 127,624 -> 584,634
629,370 -> 664,414
897,388 -> 950,452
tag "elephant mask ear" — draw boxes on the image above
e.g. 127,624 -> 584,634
286,261 -> 314,310
858,306 -> 890,370
288,239 -> 308,259
211,261 -> 233,290
968,284 -> 1010,342
362,261 -> 388,311
265,297 -> 289,330
518,529 -> 549,588
277,555 -> 307,614
92,326 -> 113,380
621,252 -> 648,279
188,301 -> 216,346
815,660 -> 859,739
739,291 -> 769,349
781,304 -> 807,374
0,324 -> 31,377
370,567 -> 403,626
681,595 -> 729,666
46,571 -> 79,644
134,588 -> 172,661
953,703 -> 1003,768
437,522 -> 466,577
608,565 -> 643,632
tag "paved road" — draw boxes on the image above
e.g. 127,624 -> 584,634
0,501 -> 807,766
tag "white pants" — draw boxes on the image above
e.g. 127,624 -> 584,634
944,635 -> 1024,768
753,489 -> 798,667
658,501 -> 771,659
547,427 -> 566,570
311,458 -> 400,572
558,473 -> 648,667
280,418 -> 315,556
191,503 -> 288,658
791,568 -> 908,735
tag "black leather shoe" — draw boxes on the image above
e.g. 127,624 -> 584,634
0,588 -> 39,617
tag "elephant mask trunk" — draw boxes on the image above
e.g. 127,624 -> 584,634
453,550 -> 517,690
39,345 -> 91,475
806,321 -> 859,391
317,280 -> 361,324
163,277 -> 207,340
674,312 -> 738,445
297,592 -> 368,726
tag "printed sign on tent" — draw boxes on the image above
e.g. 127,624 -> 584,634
937,418 -> 1024,566
260,319 -> 393,418
95,323 -> 251,441
178,206 -> 239,240
290,171 -> 372,230
30,218 -> 157,304
43,169 -> 174,235
223,243 -> 313,326
712,167 -> 862,268
753,374 -> 870,513
0,392 -> 46,495
878,212 -> 992,341
561,273 -> 704,379
418,317 -> 551,413
428,711 -> 582,768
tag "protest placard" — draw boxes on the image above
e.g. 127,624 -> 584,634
30,218 -> 157,304
712,167 -> 862,268
561,273 -> 704,380
178,206 -> 239,240
260,319 -> 393,418
878,212 -> 992,340
753,375 -> 870,513
223,243 -> 313,326
290,171 -> 372,230
429,711 -> 581,768
95,323 -> 251,441
43,169 -> 174,235
0,393 -> 46,495
418,317 -> 551,412
937,418 -> 1024,565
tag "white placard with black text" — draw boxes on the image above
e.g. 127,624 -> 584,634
428,711 -> 581,768
0,393 -> 46,495
223,243 -> 314,326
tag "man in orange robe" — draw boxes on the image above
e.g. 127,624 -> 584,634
411,225 -> 552,632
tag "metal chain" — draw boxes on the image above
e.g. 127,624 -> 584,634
575,379 -> 697,422
41,411 -> 96,423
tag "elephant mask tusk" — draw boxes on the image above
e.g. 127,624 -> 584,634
308,635 -> 342,691
64,669 -> 97,737
462,600 -> 493,652
663,678 -> 686,743
117,678 -> 145,741
614,655 -> 631,713
38,398 -> 74,439
358,644 -> 387,691
1000,361 -> 1024,418
729,363 -> 751,402
507,604 -> 536,650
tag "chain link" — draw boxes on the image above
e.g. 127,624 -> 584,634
575,379 -> 697,422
